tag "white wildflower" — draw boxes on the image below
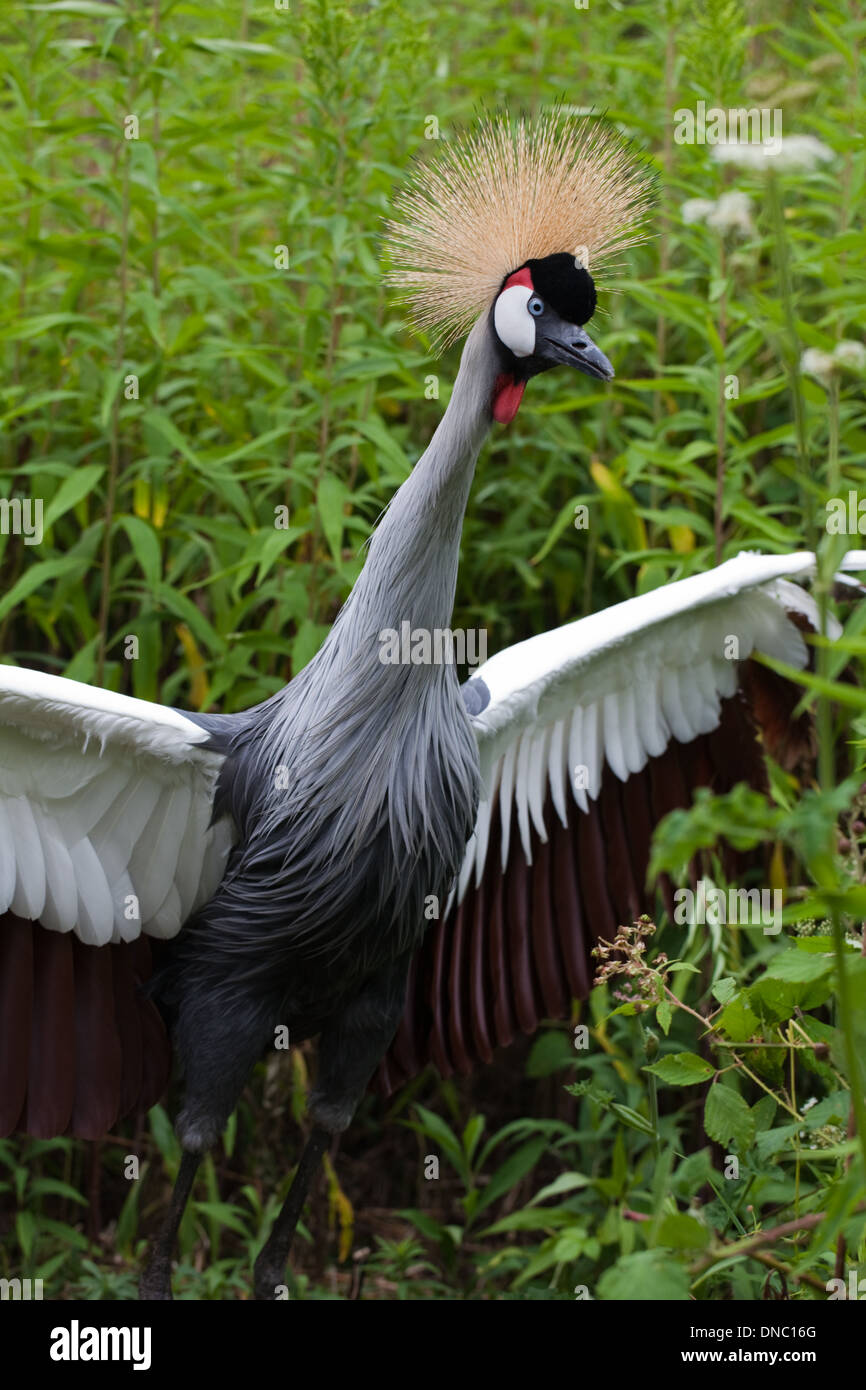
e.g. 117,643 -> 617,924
682,191 -> 754,236
774,135 -> 835,170
713,133 -> 834,173
706,191 -> 754,234
801,341 -> 866,387
682,198 -> 716,225
833,340 -> 866,373
800,348 -> 836,386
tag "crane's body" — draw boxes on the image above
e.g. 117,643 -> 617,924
158,318 -> 497,1151
1,111 -> 861,1300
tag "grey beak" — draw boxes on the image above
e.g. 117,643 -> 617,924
540,326 -> 614,382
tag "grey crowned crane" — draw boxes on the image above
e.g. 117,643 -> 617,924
0,113 -> 857,1301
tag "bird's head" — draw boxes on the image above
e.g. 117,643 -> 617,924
490,252 -> 612,424
385,110 -> 651,425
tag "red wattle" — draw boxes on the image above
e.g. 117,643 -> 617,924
503,266 -> 533,292
492,374 -> 525,424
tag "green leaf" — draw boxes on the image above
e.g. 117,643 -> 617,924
350,415 -> 412,478
649,786 -> 781,881
764,949 -> 835,984
15,1210 -> 36,1261
530,494 -> 587,565
643,1052 -> 715,1086
223,1111 -> 237,1160
510,1228 -> 599,1288
610,1103 -> 657,1135
716,994 -> 761,1043
474,1138 -> 547,1215
481,1208 -> 575,1236
4,312 -> 90,339
115,1179 -> 142,1256
407,1106 -> 471,1188
35,1218 -> 88,1251
116,515 -> 161,590
527,1172 -> 593,1205
148,1104 -> 180,1167
672,1148 -> 715,1200
154,583 -> 224,656
749,972 -> 833,1022
145,407 -> 200,467
317,474 -> 349,565
656,998 -> 673,1035
711,977 -> 737,1005
63,638 -> 99,684
756,1122 -> 799,1159
254,526 -> 305,586
28,1178 -> 88,1205
193,1202 -> 251,1238
43,465 -> 104,531
193,37 -> 280,56
597,1249 -> 691,1301
401,1208 -> 459,1250
656,1211 -> 711,1250
462,1114 -> 485,1168
0,556 -> 89,623
704,1083 -> 756,1152
751,1095 -> 777,1135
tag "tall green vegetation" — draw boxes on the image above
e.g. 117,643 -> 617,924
0,0 -> 864,1300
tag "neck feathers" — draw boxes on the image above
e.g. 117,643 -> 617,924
340,314 -> 499,642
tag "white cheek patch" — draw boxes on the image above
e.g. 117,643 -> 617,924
493,284 -> 536,358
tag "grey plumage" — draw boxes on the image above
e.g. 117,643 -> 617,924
155,315 -> 499,1149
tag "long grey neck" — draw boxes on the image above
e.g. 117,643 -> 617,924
328,314 -> 499,650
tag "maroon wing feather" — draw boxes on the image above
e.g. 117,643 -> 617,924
0,916 -> 171,1139
378,684 -> 771,1094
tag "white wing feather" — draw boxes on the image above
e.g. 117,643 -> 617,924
463,552 -> 833,898
0,667 -> 234,945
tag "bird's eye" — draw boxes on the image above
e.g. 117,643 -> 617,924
528,296 -> 544,317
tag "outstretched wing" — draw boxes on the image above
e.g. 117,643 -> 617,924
0,665 -> 233,942
379,552 -> 825,1093
0,666 -> 235,1136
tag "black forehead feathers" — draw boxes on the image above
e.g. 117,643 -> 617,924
525,253 -> 597,325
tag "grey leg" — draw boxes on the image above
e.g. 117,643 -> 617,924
252,1125 -> 331,1300
252,952 -> 412,1300
139,1149 -> 201,1300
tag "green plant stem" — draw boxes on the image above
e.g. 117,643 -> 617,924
96,74 -> 133,687
714,239 -> 727,563
640,1021 -> 660,1155
767,172 -> 812,548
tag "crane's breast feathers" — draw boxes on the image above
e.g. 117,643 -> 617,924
0,666 -> 235,947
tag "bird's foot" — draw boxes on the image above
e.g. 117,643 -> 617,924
139,1256 -> 174,1301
